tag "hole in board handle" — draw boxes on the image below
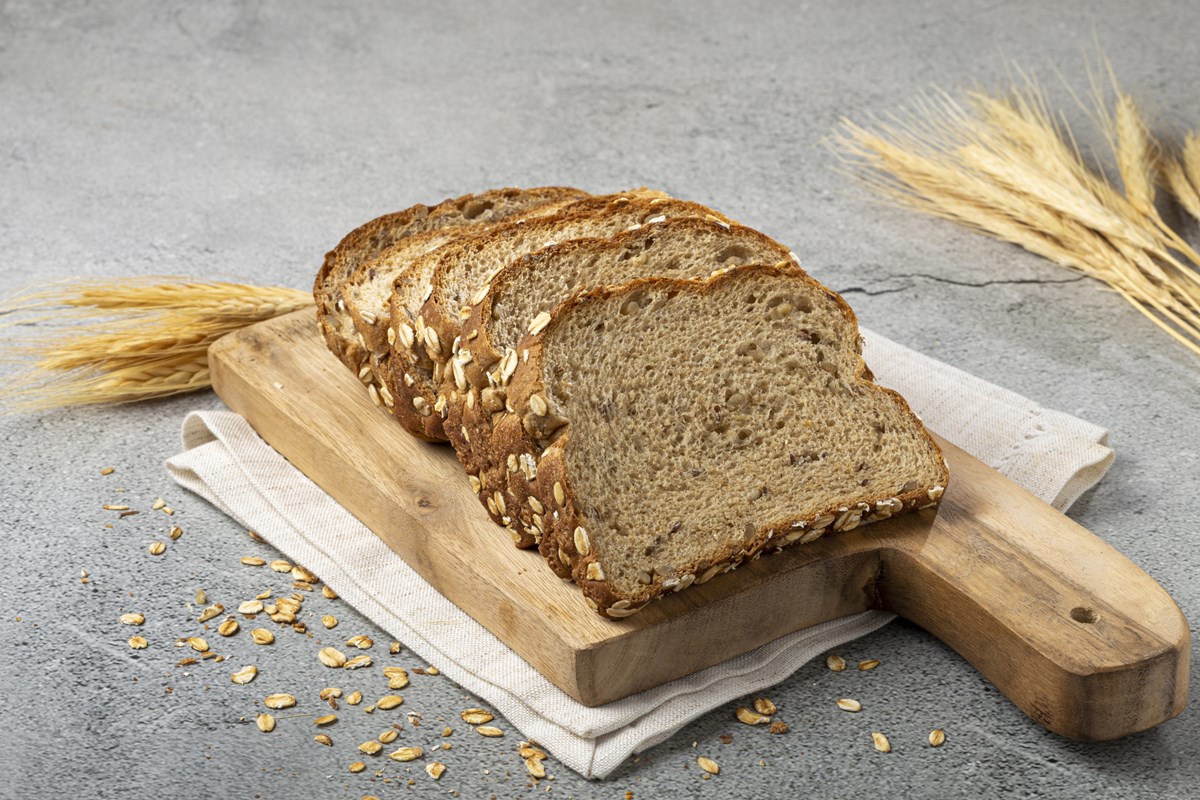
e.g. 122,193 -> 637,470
1070,606 -> 1098,624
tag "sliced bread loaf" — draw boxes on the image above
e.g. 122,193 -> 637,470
446,218 -> 799,545
382,191 -> 698,440
490,264 -> 949,617
313,186 -> 586,374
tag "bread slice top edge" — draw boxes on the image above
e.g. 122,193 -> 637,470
459,216 -> 799,387
313,185 -> 587,371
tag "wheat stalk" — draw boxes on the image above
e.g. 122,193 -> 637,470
833,71 -> 1200,359
0,278 -> 312,411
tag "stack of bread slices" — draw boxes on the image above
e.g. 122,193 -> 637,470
315,186 -> 948,619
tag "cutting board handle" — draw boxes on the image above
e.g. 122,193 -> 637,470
876,440 -> 1188,740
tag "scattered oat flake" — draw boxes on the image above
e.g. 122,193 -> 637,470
217,618 -> 239,636
461,709 -> 494,725
378,729 -> 398,744
100,467 -> 114,475
769,720 -> 789,735
826,654 -> 847,672
247,529 -> 263,542
318,647 -> 347,668
322,585 -> 338,600
291,565 -> 319,583
390,747 -> 423,762
256,713 -> 276,733
194,588 -> 207,605
147,541 -> 166,556
858,659 -> 881,671
269,559 -> 293,573
322,615 -> 338,629
250,628 -> 274,645
198,603 -> 224,622
388,674 -> 409,690
344,655 -> 372,670
442,727 -> 453,737
348,762 -> 366,773
426,762 -> 446,780
162,507 -> 174,516
128,635 -> 148,650
476,726 -> 504,737
264,693 -> 296,709
314,733 -> 333,746
314,714 -> 337,726
389,641 -> 400,654
837,698 -> 862,712
425,666 -> 439,675
237,600 -> 264,615
346,691 -> 363,705
103,504 -> 130,511
929,729 -> 946,747
376,695 -> 404,710
525,757 -> 546,778
188,637 -> 209,653
241,556 -> 266,566
697,756 -> 719,775
346,635 -> 373,649
359,740 -> 383,755
255,589 -> 271,600
518,744 -> 546,760
151,498 -> 166,511
872,732 -> 892,752
735,707 -> 770,725
169,526 -> 182,540
119,613 -> 144,626
231,665 -> 258,685
753,697 -> 777,716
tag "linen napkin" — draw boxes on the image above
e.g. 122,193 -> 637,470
166,327 -> 1113,779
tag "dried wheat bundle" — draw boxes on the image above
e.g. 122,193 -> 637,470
0,278 -> 312,410
834,74 -> 1200,357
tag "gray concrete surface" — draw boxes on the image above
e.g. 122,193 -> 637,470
2,1 -> 1198,797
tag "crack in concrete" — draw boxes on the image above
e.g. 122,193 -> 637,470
837,273 -> 1087,296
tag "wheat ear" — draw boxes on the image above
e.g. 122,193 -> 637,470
833,74 -> 1200,358
0,278 -> 312,411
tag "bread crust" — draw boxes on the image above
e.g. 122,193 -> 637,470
489,263 -> 949,617
314,186 -> 587,379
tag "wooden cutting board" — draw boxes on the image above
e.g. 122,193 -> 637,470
209,309 -> 1188,739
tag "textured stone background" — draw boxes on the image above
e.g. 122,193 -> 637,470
1,1 -> 1197,797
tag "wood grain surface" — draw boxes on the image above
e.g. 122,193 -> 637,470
209,309 -> 1188,737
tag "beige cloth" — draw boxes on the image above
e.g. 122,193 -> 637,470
166,328 -> 1113,779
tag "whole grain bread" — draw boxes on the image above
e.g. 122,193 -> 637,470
313,186 -> 587,375
446,217 -> 799,543
383,191 -> 714,441
488,263 -> 948,616
340,195 -> 588,419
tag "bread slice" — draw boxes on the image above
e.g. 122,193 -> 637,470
491,263 -> 949,617
313,186 -> 587,374
383,191 -> 707,441
340,195 -> 587,416
447,217 -> 798,545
